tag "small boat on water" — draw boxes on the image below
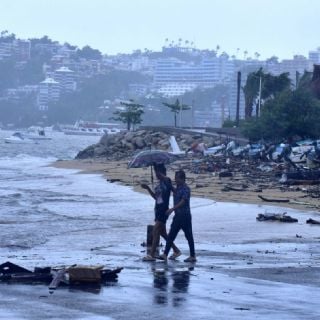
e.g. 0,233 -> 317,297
25,126 -> 52,140
61,121 -> 121,136
4,132 -> 34,144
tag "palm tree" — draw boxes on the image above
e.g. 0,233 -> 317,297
216,45 -> 220,55
162,99 -> 191,127
0,30 -> 8,37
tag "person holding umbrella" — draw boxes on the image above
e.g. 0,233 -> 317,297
159,169 -> 196,262
141,163 -> 181,261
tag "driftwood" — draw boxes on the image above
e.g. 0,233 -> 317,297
258,195 -> 290,203
256,213 -> 298,223
306,218 -> 320,225
222,185 -> 247,192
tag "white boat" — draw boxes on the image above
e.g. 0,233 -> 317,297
25,127 -> 52,140
61,121 -> 121,136
63,127 -> 106,136
4,132 -> 35,144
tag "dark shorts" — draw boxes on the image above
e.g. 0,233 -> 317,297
155,204 -> 169,223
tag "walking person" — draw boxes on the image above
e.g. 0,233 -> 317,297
160,169 -> 196,262
141,164 -> 181,261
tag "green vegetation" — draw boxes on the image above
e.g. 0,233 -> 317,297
0,58 -> 16,91
242,68 -> 291,119
76,45 -> 102,60
240,68 -> 320,141
111,99 -> 144,131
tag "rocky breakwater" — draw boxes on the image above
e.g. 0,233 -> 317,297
75,129 -> 218,160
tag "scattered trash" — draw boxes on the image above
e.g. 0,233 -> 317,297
0,261 -> 123,291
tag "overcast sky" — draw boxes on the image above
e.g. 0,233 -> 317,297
0,0 -> 319,60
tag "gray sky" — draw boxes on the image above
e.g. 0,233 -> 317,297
0,0 -> 318,59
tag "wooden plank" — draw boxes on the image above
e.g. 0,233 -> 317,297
258,195 -> 290,203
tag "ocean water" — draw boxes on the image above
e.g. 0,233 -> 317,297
0,130 -> 151,265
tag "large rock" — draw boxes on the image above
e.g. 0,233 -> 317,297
122,141 -> 135,150
158,139 -> 170,149
100,134 -> 117,146
124,131 -> 135,142
144,134 -> 153,145
152,137 -> 160,145
93,145 -> 107,157
76,145 -> 96,159
134,136 -> 145,148
135,130 -> 147,136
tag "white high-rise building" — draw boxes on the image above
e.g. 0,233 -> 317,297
153,56 -> 235,94
54,66 -> 76,93
309,48 -> 320,65
38,78 -> 60,111
0,40 -> 31,61
280,55 -> 312,85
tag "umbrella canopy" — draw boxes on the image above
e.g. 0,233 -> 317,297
128,150 -> 178,169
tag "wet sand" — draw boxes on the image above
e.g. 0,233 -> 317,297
2,199 -> 320,319
52,158 -> 320,212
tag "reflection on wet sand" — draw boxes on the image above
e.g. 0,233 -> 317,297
67,280 -> 119,295
171,269 -> 190,307
152,267 -> 192,307
153,268 -> 169,305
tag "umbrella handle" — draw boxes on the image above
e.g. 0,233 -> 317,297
151,166 -> 154,187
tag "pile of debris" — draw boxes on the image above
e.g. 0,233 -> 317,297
75,130 -> 219,161
0,261 -> 123,291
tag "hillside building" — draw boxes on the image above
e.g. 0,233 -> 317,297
54,66 -> 76,93
38,78 -> 60,111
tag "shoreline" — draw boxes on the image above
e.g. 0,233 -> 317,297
51,158 -> 320,213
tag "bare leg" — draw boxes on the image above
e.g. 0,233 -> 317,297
150,221 -> 162,257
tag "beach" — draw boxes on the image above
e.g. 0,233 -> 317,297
52,157 -> 320,212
